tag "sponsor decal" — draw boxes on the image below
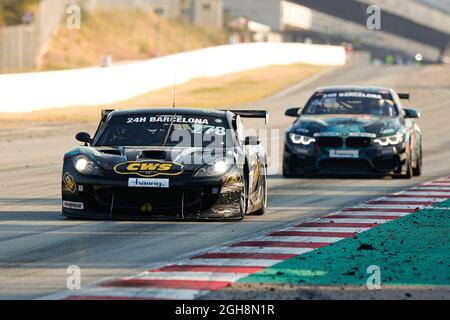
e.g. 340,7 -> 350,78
252,162 -> 260,188
224,175 -> 241,185
63,201 -> 84,210
114,160 -> 184,178
126,115 -> 209,125
63,173 -> 77,193
128,178 -> 169,188
322,92 -> 383,99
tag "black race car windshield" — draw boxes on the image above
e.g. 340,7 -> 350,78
303,91 -> 398,117
95,114 -> 233,147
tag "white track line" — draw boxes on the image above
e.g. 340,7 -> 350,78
283,226 -> 370,233
397,191 -> 450,196
258,236 -> 344,243
356,204 -> 428,209
209,246 -> 313,255
377,197 -> 442,202
136,271 -> 248,282
316,218 -> 391,224
332,211 -> 410,217
63,288 -> 207,300
176,259 -> 280,267
410,186 -> 450,191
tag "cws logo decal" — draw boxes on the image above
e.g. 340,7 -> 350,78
63,173 -> 77,193
224,175 -> 241,186
114,161 -> 184,178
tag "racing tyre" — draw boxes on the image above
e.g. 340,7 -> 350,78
252,176 -> 267,216
413,146 -> 422,176
238,177 -> 248,220
397,152 -> 413,179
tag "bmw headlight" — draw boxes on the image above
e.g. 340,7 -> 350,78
195,159 -> 233,177
289,133 -> 316,145
374,132 -> 404,146
73,155 -> 103,176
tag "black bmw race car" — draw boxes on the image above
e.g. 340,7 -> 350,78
62,108 -> 268,220
283,86 -> 422,178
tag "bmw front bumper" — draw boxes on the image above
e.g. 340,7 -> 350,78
283,142 -> 407,176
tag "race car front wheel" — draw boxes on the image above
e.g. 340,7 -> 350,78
238,177 -> 248,220
252,175 -> 267,216
413,146 -> 422,176
396,151 -> 413,179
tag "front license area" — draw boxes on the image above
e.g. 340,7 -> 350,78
329,149 -> 359,158
128,178 -> 169,188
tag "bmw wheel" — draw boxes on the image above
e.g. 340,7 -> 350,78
413,145 -> 423,176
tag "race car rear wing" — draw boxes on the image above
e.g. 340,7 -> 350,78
226,110 -> 269,124
100,108 -> 270,124
398,93 -> 410,100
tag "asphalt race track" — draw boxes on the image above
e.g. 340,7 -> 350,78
1,55 -> 450,299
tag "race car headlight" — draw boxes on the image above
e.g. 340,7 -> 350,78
289,133 -> 316,145
374,133 -> 404,146
195,159 -> 233,177
73,155 -> 103,176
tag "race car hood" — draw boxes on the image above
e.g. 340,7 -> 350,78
288,115 -> 402,137
65,146 -> 234,174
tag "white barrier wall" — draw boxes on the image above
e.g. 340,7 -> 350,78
0,43 -> 346,113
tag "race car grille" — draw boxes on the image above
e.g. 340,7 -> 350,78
345,137 -> 372,148
84,186 -> 219,217
317,137 -> 343,148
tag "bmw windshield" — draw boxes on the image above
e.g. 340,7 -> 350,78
95,114 -> 233,148
303,91 -> 398,117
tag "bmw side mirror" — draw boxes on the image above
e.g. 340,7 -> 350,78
76,132 -> 92,144
285,107 -> 301,117
245,136 -> 260,146
404,108 -> 420,119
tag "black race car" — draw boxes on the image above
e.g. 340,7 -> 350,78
283,86 -> 422,178
62,108 -> 268,220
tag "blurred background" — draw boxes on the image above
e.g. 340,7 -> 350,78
1,0 -> 449,74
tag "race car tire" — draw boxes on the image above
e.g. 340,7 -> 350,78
396,151 -> 413,179
252,176 -> 267,216
413,146 -> 423,176
238,177 -> 248,220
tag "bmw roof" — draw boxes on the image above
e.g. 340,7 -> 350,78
315,86 -> 393,93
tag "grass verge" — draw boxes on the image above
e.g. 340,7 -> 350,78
239,205 -> 450,287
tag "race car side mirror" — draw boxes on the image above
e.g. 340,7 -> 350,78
76,132 -> 92,144
285,107 -> 301,117
245,136 -> 260,146
404,108 -> 420,119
